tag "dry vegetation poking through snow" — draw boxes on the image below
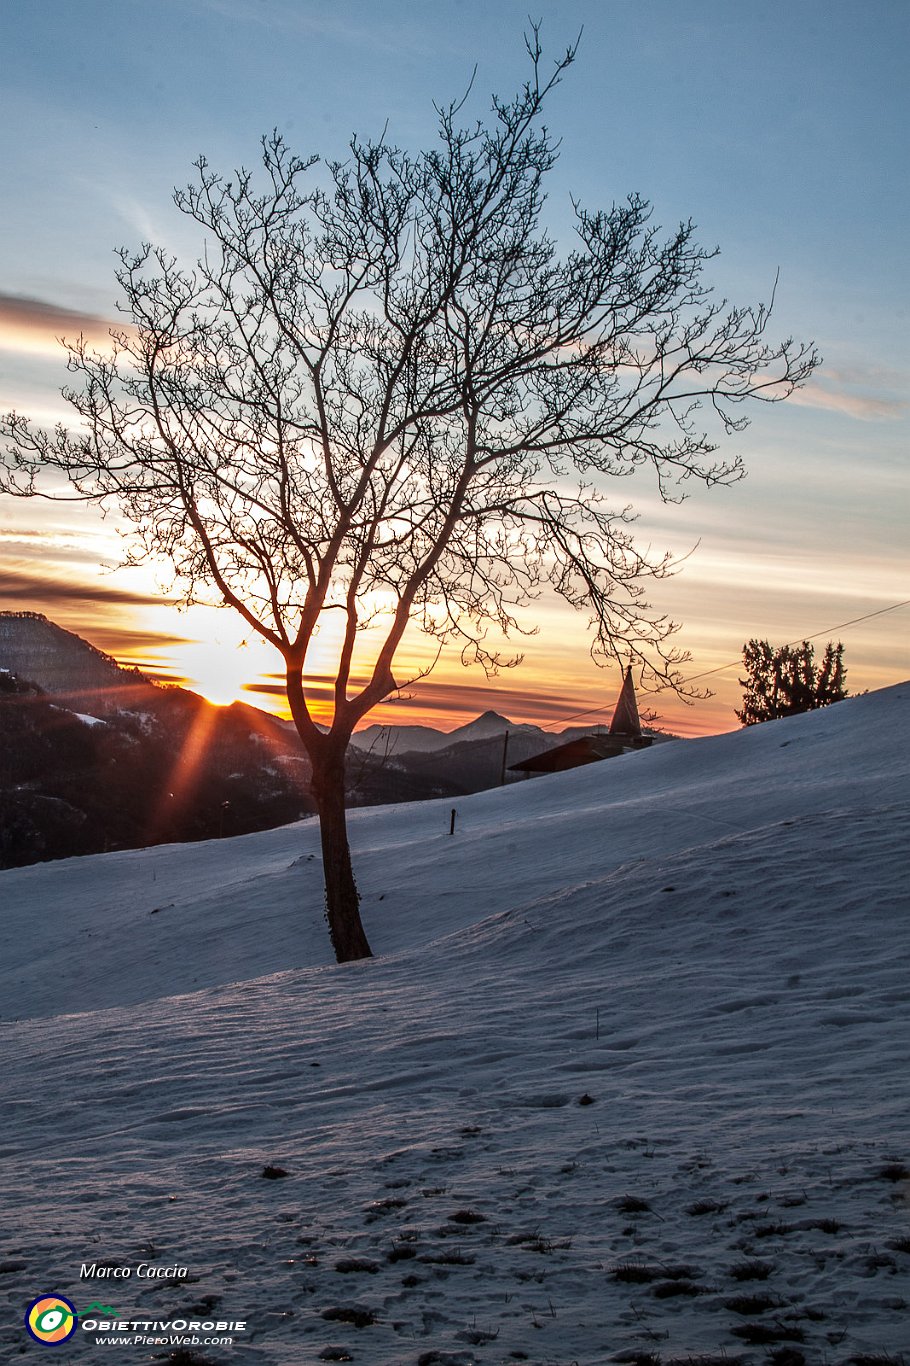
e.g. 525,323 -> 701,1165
1,686 -> 909,1364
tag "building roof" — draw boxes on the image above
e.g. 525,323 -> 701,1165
509,668 -> 652,775
609,665 -> 642,736
509,732 -> 651,774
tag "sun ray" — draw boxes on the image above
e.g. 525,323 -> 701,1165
145,700 -> 221,844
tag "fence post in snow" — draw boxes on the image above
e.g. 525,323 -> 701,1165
449,808 -> 457,836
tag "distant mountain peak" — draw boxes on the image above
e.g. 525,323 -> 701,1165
450,711 -> 519,740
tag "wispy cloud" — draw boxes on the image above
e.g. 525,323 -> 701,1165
790,376 -> 906,422
0,530 -> 110,567
242,671 -> 617,730
0,567 -> 170,609
820,360 -> 910,390
75,626 -> 193,657
0,293 -> 122,359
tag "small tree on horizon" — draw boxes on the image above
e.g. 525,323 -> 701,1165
0,33 -> 819,962
737,639 -> 847,726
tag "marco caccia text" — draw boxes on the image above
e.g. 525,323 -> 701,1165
80,1263 -> 189,1279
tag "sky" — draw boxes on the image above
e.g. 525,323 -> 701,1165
0,0 -> 907,737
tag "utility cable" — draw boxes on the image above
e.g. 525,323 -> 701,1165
539,596 -> 910,731
683,597 -> 910,684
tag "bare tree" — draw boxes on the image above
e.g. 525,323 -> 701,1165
1,34 -> 818,961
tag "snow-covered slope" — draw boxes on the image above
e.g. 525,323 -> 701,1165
1,685 -> 908,1364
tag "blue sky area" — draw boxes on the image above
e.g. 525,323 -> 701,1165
1,0 -> 907,733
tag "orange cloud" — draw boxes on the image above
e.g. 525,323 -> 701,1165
0,293 -> 125,360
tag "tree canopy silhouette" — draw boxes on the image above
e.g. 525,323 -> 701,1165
737,639 -> 847,725
1,33 -> 819,960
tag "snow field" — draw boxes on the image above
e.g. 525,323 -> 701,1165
1,684 -> 908,1363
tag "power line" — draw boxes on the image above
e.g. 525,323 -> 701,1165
540,596 -> 910,731
683,596 -> 910,684
541,698 -> 615,731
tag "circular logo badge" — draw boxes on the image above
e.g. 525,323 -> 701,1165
25,1295 -> 78,1344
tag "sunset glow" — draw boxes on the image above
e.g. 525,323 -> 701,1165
1,2 -> 907,740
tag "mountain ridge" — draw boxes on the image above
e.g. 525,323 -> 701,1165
0,612 -> 671,868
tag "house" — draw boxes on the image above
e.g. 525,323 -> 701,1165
509,666 -> 653,776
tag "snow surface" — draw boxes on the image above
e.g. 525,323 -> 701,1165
1,684 -> 909,1364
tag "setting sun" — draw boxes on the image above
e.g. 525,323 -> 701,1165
163,614 -> 281,709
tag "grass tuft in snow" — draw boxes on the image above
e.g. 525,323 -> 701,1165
767,1350 -> 807,1366
728,1258 -> 775,1280
153,1352 -> 220,1366
877,1160 -> 909,1182
725,1291 -> 782,1314
686,1198 -> 728,1215
321,1305 -> 377,1328
615,1193 -> 651,1213
730,1320 -> 805,1344
446,1208 -> 486,1224
260,1163 -> 289,1179
611,1262 -> 662,1283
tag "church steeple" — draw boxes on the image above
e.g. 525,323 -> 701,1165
608,665 -> 641,737
508,662 -> 652,776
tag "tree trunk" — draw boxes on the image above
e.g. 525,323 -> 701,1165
310,754 -> 373,963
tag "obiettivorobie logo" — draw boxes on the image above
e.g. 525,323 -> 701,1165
25,1296 -> 81,1345
24,1293 -> 248,1349
25,1298 -> 119,1345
